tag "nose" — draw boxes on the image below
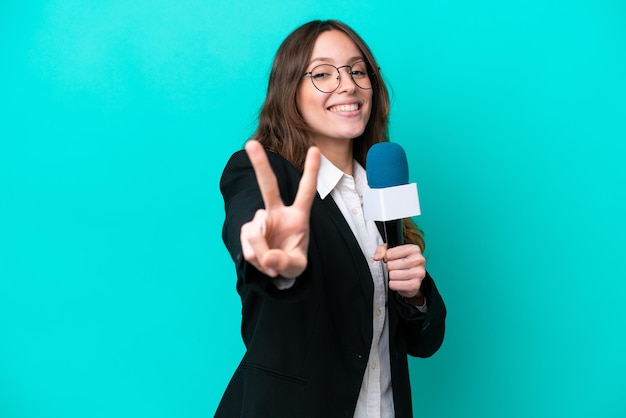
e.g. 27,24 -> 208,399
336,67 -> 357,92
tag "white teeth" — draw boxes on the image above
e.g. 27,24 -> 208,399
329,103 -> 359,112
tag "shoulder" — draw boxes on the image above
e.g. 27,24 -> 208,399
221,147 -> 302,203
223,148 -> 301,182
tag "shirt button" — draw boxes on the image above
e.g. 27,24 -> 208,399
376,308 -> 383,317
371,362 -> 377,370
351,208 -> 358,215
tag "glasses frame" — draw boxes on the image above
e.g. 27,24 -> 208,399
301,60 -> 374,93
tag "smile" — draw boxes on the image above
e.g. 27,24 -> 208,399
328,103 -> 360,112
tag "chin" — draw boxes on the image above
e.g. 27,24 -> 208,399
335,126 -> 366,139
346,129 -> 367,140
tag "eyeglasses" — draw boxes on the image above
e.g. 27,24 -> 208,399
302,60 -> 372,93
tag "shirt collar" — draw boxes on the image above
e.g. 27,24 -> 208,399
316,154 -> 368,199
316,154 -> 344,199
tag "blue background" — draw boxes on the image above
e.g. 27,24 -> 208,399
1,1 -> 625,417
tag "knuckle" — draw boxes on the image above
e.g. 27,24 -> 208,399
411,267 -> 425,280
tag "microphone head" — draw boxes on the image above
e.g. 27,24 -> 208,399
366,142 -> 409,188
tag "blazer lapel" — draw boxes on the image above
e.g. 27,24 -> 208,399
318,195 -> 374,302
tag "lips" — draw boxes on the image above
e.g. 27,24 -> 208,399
328,103 -> 360,112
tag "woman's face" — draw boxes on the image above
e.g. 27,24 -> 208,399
297,30 -> 373,150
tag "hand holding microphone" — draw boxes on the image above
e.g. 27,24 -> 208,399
374,244 -> 426,302
365,142 -> 426,302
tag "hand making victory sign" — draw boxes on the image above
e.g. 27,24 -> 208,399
240,140 -> 321,279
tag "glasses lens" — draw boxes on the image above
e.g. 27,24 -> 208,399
350,61 -> 371,90
310,64 -> 339,93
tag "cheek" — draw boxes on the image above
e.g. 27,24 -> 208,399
297,89 -> 325,123
364,93 -> 374,120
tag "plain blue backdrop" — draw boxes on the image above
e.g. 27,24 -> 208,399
1,1 -> 625,417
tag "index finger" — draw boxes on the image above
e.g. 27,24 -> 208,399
293,146 -> 321,211
386,244 -> 423,261
245,140 -> 283,210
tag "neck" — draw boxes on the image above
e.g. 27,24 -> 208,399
315,140 -> 353,175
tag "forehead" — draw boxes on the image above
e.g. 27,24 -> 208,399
309,30 -> 363,64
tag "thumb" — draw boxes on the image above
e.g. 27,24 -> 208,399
373,243 -> 387,261
262,249 -> 307,279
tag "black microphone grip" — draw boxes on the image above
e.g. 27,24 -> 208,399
382,220 -> 404,248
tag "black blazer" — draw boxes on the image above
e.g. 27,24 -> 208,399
216,149 -> 446,418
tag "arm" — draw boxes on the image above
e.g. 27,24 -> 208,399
392,271 -> 447,358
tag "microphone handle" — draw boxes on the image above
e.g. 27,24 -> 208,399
382,220 -> 404,248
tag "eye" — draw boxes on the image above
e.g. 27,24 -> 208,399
311,72 -> 332,79
310,64 -> 337,80
350,61 -> 368,78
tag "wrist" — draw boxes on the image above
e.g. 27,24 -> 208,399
403,292 -> 425,308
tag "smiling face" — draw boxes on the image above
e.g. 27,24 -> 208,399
297,30 -> 373,154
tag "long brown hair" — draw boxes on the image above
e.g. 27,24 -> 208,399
253,19 -> 425,251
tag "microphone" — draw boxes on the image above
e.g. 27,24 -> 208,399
363,142 -> 421,248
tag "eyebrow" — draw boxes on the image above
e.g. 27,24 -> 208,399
309,56 -> 364,66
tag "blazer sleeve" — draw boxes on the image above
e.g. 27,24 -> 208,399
219,149 -> 312,302
391,271 -> 447,358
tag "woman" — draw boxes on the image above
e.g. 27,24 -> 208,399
217,20 -> 446,418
